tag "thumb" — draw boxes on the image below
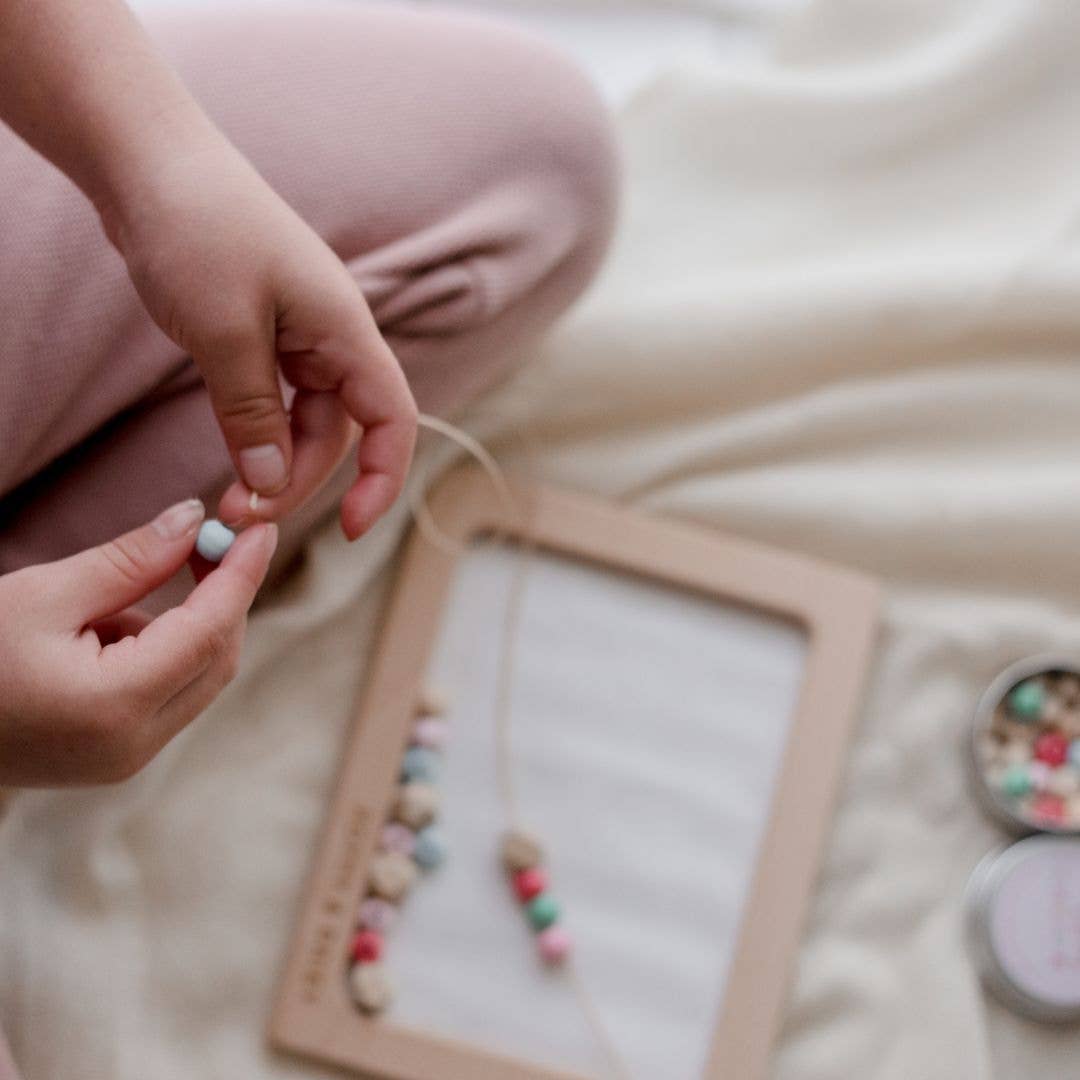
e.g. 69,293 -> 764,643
54,499 -> 206,625
200,336 -> 292,496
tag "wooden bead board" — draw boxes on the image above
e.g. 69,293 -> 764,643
269,466 -> 880,1080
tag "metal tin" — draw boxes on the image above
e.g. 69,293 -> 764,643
968,654 -> 1080,836
965,835 -> 1080,1022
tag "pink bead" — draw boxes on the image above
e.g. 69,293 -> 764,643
513,867 -> 548,903
536,925 -> 572,965
412,717 -> 448,750
380,822 -> 416,856
1035,731 -> 1069,767
358,898 -> 397,933
1032,793 -> 1066,826
351,929 -> 384,963
1028,761 -> 1053,792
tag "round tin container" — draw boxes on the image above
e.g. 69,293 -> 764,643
965,835 -> 1080,1022
969,655 -> 1080,835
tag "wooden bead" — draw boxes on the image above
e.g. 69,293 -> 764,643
1048,767 -> 1080,799
1035,731 -> 1069,767
393,783 -> 439,830
513,867 -> 548,903
1061,711 -> 1080,739
1059,675 -> 1080,704
411,717 -> 448,750
526,894 -> 560,931
413,826 -> 447,870
368,851 -> 418,902
537,925 -> 572,965
350,962 -> 393,1014
1007,680 -> 1044,720
380,822 -> 416,856
1031,793 -> 1066,827
416,687 -> 448,716
351,929 -> 384,963
1042,699 -> 1066,726
976,733 -> 1001,764
1070,740 -> 1080,769
401,746 -> 441,783
358,897 -> 397,933
1028,761 -> 1053,792
1000,764 -> 1032,798
500,829 -> 544,873
1001,739 -> 1029,766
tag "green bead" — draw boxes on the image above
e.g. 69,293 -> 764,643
1001,764 -> 1032,798
526,894 -> 560,931
1007,680 -> 1044,720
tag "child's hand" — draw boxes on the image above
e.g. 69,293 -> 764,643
0,500 -> 277,786
104,139 -> 418,540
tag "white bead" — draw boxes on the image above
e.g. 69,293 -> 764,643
368,852 -> 418,902
1002,740 -> 1030,766
393,783 -> 439,830
350,962 -> 393,1013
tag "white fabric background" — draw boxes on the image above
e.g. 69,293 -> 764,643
5,0 -> 1080,1077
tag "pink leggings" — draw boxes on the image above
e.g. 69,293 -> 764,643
0,2 -> 617,584
0,5 -> 615,1071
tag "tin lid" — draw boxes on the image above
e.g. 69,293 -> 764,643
966,835 -> 1080,1022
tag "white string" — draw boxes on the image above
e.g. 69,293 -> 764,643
411,412 -> 634,1080
411,413 -> 517,556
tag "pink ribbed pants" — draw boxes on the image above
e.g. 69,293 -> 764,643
0,5 -> 616,1073
0,2 -> 618,581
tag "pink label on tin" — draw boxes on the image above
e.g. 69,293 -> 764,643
990,845 -> 1080,1006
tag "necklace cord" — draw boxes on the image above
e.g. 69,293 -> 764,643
412,410 -> 634,1080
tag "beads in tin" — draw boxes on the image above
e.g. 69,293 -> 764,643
974,663 -> 1080,833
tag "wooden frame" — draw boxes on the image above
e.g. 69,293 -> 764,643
269,465 -> 880,1080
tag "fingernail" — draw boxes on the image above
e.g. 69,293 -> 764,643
239,444 -> 287,494
152,498 -> 205,540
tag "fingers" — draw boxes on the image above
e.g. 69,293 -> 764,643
50,523 -> 277,786
148,625 -> 243,752
337,334 -> 417,540
113,522 -> 278,704
90,608 -> 154,647
217,389 -> 354,527
217,299 -> 417,539
199,329 -> 293,497
51,499 -> 206,626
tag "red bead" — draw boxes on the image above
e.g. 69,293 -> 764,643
513,867 -> 548,903
1031,793 -> 1065,826
351,929 -> 383,963
1034,731 -> 1069,767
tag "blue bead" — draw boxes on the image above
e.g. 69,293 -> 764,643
195,519 -> 236,562
413,826 -> 447,870
1069,740 -> 1080,770
401,746 -> 440,783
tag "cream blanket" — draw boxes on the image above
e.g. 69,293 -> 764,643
5,0 -> 1080,1076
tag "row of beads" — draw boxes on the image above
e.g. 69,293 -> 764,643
501,829 -> 571,965
980,673 -> 1080,830
348,688 -> 449,1014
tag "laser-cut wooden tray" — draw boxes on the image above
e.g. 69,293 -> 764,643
269,465 -> 880,1080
